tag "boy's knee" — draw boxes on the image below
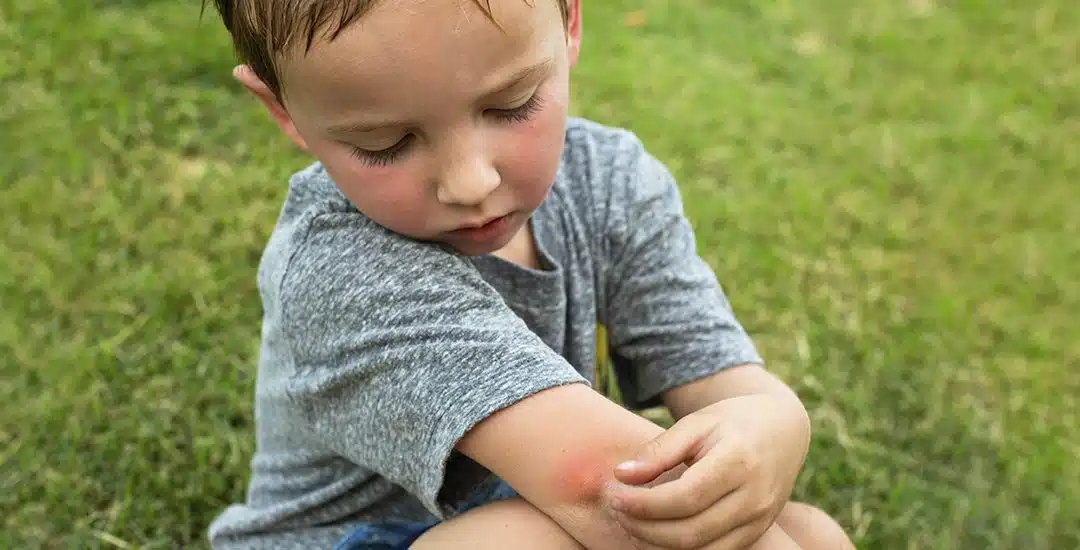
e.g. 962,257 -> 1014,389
410,498 -> 584,550
775,501 -> 855,550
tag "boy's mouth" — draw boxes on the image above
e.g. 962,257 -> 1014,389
449,213 -> 514,242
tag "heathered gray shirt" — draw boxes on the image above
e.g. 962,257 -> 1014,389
208,117 -> 763,549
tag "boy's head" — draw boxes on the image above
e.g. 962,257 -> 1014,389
210,0 -> 582,257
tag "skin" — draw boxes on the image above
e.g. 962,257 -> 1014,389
549,440 -> 685,506
553,444 -> 617,505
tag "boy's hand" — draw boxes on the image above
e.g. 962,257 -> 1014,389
605,393 -> 810,549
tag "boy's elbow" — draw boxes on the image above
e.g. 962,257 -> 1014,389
456,383 -> 663,547
546,441 -> 628,507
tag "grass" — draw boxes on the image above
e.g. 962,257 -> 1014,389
2,0 -> 1077,548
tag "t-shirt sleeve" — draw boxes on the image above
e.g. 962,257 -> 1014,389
278,213 -> 587,518
601,142 -> 764,410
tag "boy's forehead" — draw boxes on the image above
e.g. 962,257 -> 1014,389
278,0 -> 561,109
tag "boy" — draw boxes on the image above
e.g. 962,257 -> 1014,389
205,0 -> 855,548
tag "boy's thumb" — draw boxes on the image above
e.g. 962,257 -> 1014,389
613,422 -> 704,485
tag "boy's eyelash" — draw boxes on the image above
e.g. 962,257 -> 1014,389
350,135 -> 411,167
489,94 -> 545,123
348,94 -> 545,167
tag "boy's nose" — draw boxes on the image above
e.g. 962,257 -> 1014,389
436,154 -> 501,207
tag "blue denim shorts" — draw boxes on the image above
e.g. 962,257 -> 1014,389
334,480 -> 518,550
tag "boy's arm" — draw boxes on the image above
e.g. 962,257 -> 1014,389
661,363 -> 804,421
457,383 -> 665,549
597,138 -> 767,413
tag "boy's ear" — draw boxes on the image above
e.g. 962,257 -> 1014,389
566,0 -> 582,68
232,65 -> 310,153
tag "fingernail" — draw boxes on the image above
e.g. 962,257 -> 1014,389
615,460 -> 640,473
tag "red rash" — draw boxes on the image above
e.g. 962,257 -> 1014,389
551,445 -> 621,504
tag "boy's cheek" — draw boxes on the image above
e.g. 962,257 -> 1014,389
497,108 -> 568,201
320,157 -> 434,233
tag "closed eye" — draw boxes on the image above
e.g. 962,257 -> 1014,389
350,134 -> 413,167
346,93 -> 545,167
487,93 -> 545,123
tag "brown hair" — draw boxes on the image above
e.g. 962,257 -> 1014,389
204,0 -> 569,101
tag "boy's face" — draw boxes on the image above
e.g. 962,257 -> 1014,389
237,0 -> 582,257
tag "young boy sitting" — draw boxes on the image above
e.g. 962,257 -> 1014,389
205,0 -> 855,548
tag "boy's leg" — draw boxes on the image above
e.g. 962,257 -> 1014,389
744,502 -> 854,550
409,498 -> 584,550
409,498 -> 851,550
746,523 -> 802,549
773,501 -> 855,550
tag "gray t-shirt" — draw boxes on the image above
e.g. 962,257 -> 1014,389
208,117 -> 763,549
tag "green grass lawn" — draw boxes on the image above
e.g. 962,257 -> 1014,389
3,0 -> 1077,548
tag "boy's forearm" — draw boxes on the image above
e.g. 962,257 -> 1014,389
542,501 -> 639,550
662,364 -> 806,423
456,383 -> 667,549
543,463 -> 690,550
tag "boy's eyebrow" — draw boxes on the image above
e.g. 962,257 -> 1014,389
484,56 -> 554,97
326,57 -> 554,137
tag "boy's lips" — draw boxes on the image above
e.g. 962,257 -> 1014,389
448,213 -> 514,242
459,215 -> 507,230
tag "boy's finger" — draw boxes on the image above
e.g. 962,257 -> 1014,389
612,416 -> 709,486
611,448 -> 740,520
614,488 -> 754,549
613,414 -> 714,484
